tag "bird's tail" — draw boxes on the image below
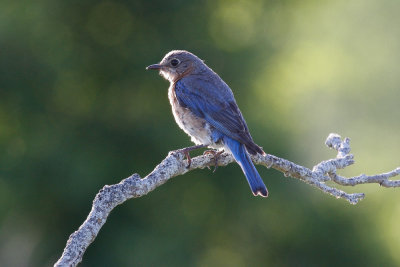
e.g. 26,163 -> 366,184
223,136 -> 268,197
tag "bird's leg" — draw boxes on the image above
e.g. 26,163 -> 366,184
178,144 -> 208,168
203,149 -> 224,173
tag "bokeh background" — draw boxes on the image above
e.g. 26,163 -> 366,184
1,0 -> 400,266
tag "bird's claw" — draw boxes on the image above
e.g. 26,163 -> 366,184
177,144 -> 208,168
184,149 -> 192,168
203,150 -> 224,173
175,148 -> 193,168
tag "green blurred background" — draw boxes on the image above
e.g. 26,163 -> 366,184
1,0 -> 400,266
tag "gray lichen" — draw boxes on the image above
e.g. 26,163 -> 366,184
54,133 -> 400,267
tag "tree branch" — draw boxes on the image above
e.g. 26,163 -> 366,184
54,133 -> 400,267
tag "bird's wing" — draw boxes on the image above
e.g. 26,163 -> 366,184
175,76 -> 262,155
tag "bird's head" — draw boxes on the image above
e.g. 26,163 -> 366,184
146,50 -> 205,82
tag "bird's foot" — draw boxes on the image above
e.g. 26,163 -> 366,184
177,144 -> 207,168
203,149 -> 224,173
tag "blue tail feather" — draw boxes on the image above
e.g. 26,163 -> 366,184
223,136 -> 268,197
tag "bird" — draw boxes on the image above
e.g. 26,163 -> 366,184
147,50 -> 268,197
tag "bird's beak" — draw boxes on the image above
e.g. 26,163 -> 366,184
146,64 -> 163,70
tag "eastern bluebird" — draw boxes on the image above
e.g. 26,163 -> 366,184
147,50 -> 268,197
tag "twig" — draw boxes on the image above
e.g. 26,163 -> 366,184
54,133 -> 399,267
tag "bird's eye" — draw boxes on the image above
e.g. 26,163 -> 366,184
170,58 -> 180,67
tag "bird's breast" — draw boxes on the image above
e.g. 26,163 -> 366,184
168,84 -> 212,146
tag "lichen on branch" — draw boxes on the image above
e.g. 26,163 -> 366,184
54,133 -> 400,267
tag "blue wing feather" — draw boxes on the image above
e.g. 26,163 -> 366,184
175,77 -> 263,155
